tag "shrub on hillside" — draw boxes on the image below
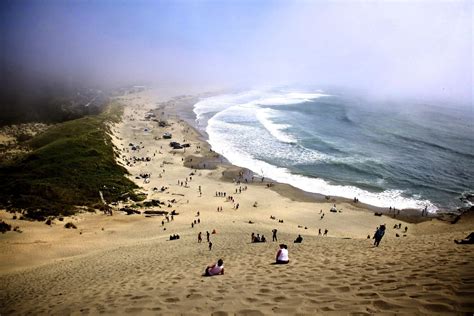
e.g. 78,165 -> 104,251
64,222 -> 77,229
0,220 -> 12,233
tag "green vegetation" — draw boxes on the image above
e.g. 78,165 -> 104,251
0,103 -> 140,220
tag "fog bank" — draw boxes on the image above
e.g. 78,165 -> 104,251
1,0 -> 472,106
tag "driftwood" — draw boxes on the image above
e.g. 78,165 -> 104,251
143,210 -> 168,215
119,208 -> 141,215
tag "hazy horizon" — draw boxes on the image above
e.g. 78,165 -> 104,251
1,0 -> 472,107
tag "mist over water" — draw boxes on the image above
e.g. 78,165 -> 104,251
194,88 -> 474,212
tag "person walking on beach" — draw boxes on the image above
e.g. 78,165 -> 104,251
209,241 -> 213,251
272,229 -> 278,242
373,224 -> 386,247
198,232 -> 202,243
275,244 -> 289,264
206,231 -> 210,242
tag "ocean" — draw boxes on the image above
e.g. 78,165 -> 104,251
193,88 -> 474,212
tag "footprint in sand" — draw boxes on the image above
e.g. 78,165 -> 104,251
124,307 -> 144,313
272,295 -> 288,303
334,286 -> 351,293
235,309 -> 265,316
211,311 -> 229,316
186,293 -> 203,300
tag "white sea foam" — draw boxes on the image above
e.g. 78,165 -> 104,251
256,108 -> 297,144
254,92 -> 329,106
195,89 -> 329,144
207,103 -> 369,165
193,90 -> 262,127
194,89 -> 329,123
207,119 -> 437,211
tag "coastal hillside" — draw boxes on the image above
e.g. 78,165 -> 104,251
0,103 -> 138,220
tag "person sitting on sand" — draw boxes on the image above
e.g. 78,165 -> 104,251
275,244 -> 289,264
454,232 -> 474,244
294,234 -> 303,243
170,234 -> 179,240
261,235 -> 266,242
204,259 -> 224,276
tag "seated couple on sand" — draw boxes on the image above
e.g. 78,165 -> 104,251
454,232 -> 474,244
275,244 -> 289,264
169,234 -> 180,240
251,233 -> 266,243
204,259 -> 224,276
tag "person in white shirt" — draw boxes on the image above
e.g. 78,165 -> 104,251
204,259 -> 224,276
275,244 -> 289,264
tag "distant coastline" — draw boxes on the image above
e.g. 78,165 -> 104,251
159,91 -> 440,223
179,88 -> 473,215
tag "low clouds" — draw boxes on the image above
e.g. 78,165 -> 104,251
2,1 -> 471,105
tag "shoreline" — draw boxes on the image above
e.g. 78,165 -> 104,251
160,91 -> 435,224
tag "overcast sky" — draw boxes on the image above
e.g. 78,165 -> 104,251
1,0 -> 472,105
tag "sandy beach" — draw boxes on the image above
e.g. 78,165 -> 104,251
1,90 -> 473,315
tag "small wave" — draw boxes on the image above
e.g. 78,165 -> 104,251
194,89 -> 331,145
254,92 -> 329,106
208,113 -> 373,166
393,133 -> 474,160
193,90 -> 262,126
256,108 -> 297,144
194,89 -> 330,123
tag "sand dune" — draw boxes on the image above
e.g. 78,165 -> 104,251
1,227 -> 473,314
1,90 -> 473,315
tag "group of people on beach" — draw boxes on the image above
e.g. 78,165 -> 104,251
251,233 -> 267,243
234,186 -> 248,194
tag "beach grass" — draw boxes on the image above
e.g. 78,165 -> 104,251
0,102 -> 139,220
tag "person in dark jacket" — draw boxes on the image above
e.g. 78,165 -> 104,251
373,224 -> 386,247
454,232 -> 474,244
